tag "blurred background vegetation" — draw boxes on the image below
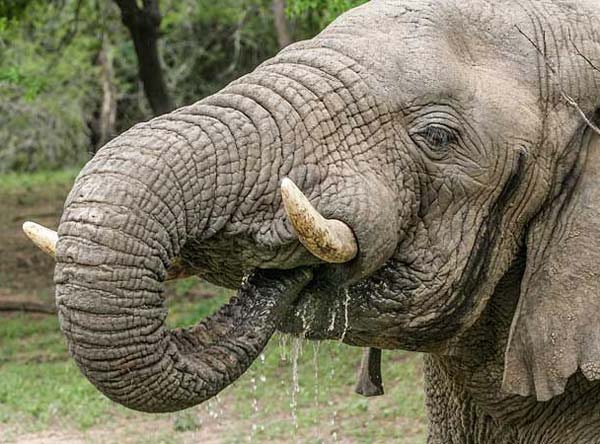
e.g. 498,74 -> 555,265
0,0 -> 367,173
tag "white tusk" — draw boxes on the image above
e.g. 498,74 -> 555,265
281,178 -> 358,263
23,221 -> 57,258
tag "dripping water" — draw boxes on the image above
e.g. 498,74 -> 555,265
205,394 -> 224,422
290,336 -> 303,431
329,358 -> 339,443
340,288 -> 350,342
249,352 -> 267,442
248,375 -> 258,443
279,334 -> 288,362
312,341 -> 321,442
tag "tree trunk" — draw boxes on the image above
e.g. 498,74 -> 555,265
98,35 -> 117,147
113,0 -> 175,116
272,0 -> 292,49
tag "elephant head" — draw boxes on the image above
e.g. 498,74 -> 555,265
26,0 -> 600,412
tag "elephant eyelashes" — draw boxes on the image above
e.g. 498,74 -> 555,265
411,124 -> 458,159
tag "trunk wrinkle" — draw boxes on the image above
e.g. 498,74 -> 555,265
57,265 -> 312,412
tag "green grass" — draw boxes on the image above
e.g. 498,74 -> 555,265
0,168 -> 80,191
0,279 -> 427,443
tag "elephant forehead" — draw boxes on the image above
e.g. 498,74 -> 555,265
329,1 -> 596,84
317,0 -> 600,141
318,1 -> 534,95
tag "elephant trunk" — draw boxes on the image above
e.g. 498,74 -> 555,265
54,81 -> 309,412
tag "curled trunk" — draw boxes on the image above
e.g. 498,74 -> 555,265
55,90 -> 302,410
57,258 -> 310,412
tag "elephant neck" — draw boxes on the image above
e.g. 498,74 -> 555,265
423,257 -> 600,443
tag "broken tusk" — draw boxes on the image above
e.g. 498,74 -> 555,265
23,221 -> 57,258
22,221 -> 188,281
281,178 -> 358,263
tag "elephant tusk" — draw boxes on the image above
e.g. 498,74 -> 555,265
22,221 -> 188,281
281,178 -> 358,263
23,221 -> 57,258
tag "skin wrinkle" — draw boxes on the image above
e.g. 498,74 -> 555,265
247,71 -> 340,160
250,68 -> 377,197
163,114 -> 240,233
61,201 -> 171,270
120,137 -> 188,246
182,106 -> 259,235
253,66 -> 347,182
192,117 -> 235,237
73,161 -> 181,251
226,76 -> 326,243
224,83 -> 297,210
176,100 -> 261,222
181,116 -> 228,238
145,119 -> 207,235
265,57 -> 383,152
159,113 -> 221,239
205,92 -> 281,224
62,189 -> 176,272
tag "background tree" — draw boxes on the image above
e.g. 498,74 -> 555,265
286,0 -> 368,28
272,0 -> 292,48
0,0 -> 362,174
113,0 -> 175,115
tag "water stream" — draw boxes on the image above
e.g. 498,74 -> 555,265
312,341 -> 322,442
290,336 -> 304,432
340,288 -> 351,342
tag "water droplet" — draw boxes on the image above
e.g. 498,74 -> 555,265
279,334 -> 288,362
312,341 -> 321,441
340,289 -> 350,342
290,337 -> 303,431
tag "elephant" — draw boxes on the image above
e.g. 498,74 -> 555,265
24,0 -> 600,442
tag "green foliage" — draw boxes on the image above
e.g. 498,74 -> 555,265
287,0 -> 368,27
173,410 -> 202,432
158,0 -> 282,107
0,0 -> 39,20
0,0 -> 100,172
0,0 -> 346,174
0,168 -> 79,191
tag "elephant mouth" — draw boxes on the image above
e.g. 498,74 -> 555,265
273,262 -> 358,339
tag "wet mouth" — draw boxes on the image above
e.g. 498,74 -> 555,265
276,264 -> 355,341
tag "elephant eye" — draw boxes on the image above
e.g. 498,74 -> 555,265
415,125 -> 457,153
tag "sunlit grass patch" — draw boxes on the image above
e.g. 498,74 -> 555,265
0,168 -> 80,192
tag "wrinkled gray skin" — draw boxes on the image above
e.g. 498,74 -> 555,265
55,0 -> 600,442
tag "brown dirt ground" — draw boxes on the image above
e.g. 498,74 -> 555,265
0,182 -> 65,304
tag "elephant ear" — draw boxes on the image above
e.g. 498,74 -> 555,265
503,127 -> 600,401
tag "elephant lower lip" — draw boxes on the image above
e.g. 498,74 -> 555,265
274,264 -> 354,339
